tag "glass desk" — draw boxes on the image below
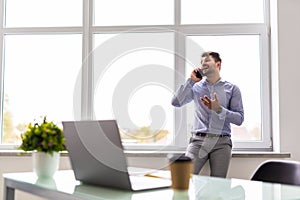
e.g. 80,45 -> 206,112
3,170 -> 300,200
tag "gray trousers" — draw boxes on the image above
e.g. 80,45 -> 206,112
185,135 -> 232,178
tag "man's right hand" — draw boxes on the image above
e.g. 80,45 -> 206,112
191,68 -> 202,82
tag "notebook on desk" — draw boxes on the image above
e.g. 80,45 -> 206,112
62,120 -> 171,191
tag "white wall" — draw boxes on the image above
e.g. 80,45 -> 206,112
127,156 -> 278,179
1,0 -> 300,199
277,0 -> 300,161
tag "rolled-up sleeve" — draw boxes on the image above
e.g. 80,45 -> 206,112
224,85 -> 244,126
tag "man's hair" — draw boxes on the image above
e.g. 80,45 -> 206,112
201,51 -> 222,63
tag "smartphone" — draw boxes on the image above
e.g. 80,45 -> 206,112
195,69 -> 203,79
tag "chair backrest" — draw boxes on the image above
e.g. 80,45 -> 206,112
251,160 -> 300,186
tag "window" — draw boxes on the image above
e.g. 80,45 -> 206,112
5,0 -> 82,27
94,0 -> 174,26
181,0 -> 264,24
2,35 -> 82,144
186,35 -> 264,144
93,33 -> 175,146
0,0 -> 271,151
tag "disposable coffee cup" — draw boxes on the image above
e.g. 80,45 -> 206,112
169,154 -> 193,190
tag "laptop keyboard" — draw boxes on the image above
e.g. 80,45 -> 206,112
129,175 -> 171,191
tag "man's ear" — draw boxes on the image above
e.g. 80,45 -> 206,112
216,61 -> 221,70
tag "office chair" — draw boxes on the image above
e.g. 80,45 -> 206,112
251,160 -> 300,186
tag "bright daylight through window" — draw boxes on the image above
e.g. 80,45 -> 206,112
0,0 -> 270,151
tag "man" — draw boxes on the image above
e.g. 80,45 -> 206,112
171,51 -> 244,177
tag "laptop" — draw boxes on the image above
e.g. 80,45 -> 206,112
62,120 -> 171,191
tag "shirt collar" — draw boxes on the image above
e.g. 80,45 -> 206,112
203,77 -> 224,86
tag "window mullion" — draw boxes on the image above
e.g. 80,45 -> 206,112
179,24 -> 268,35
0,0 -> 4,144
174,33 -> 188,148
81,0 -> 93,120
174,0 -> 187,148
174,0 -> 180,27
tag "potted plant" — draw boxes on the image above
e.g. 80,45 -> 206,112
19,116 -> 66,178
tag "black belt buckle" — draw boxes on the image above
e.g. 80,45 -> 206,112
195,132 -> 206,137
195,132 -> 229,137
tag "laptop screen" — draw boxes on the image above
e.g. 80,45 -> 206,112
63,120 -> 132,189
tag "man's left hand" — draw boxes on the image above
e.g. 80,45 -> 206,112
200,93 -> 221,112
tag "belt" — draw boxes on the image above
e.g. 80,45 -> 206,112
194,132 -> 230,137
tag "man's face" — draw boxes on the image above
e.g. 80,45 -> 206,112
200,55 -> 220,76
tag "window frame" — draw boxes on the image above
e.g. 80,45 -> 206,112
0,0 -> 272,151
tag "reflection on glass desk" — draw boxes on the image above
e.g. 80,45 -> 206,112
3,170 -> 300,200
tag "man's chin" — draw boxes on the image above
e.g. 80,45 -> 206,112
201,69 -> 209,74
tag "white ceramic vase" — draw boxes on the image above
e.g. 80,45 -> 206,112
32,151 -> 60,178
